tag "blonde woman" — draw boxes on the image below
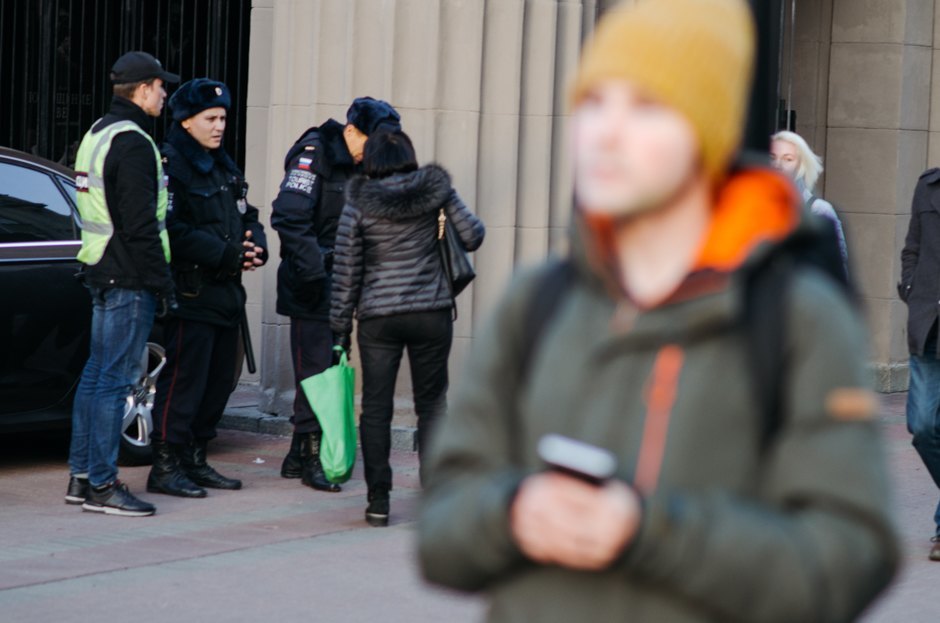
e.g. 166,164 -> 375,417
771,131 -> 848,268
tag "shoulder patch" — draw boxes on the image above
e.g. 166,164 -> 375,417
281,166 -> 318,197
920,168 -> 940,184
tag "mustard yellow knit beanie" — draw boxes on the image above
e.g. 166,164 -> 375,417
571,0 -> 756,182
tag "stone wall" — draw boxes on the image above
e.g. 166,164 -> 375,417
825,0 -> 934,391
245,0 -> 600,415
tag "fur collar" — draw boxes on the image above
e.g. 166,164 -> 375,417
165,123 -> 240,177
345,164 -> 453,220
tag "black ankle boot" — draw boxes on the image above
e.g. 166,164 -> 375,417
147,440 -> 207,498
300,432 -> 341,492
177,441 -> 242,490
281,433 -> 303,479
365,485 -> 390,527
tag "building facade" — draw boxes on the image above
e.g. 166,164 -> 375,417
235,0 -> 938,410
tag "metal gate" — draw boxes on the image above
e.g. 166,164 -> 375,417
0,0 -> 251,169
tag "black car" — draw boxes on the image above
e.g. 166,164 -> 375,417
0,147 -> 161,464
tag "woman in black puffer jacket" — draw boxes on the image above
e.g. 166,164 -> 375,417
330,130 -> 485,527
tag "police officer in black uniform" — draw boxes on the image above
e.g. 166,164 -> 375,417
147,79 -> 268,497
272,97 -> 400,492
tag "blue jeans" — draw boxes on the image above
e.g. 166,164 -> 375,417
68,288 -> 156,487
907,353 -> 940,534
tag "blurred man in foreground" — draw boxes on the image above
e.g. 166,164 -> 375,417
418,1 -> 898,620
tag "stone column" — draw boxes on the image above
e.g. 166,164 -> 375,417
825,0 -> 933,391
246,0 -> 597,415
779,0 -> 834,175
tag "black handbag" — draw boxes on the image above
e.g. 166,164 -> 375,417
437,208 -> 476,299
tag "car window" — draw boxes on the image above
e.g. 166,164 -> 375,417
0,161 -> 77,242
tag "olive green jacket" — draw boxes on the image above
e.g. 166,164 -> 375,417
418,216 -> 898,622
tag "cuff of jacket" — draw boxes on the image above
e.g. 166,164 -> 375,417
613,490 -> 690,578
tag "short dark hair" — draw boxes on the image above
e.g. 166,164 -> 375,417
113,78 -> 157,100
363,130 -> 418,179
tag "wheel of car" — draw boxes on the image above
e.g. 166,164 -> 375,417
118,395 -> 153,466
117,343 -> 166,467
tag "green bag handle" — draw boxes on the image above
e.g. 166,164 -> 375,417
332,345 -> 348,367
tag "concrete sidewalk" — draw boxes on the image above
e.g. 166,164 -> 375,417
0,430 -> 483,623
859,392 -> 940,623
218,386 -> 939,621
0,392 -> 938,621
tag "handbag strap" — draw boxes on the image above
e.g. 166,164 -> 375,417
436,208 -> 459,321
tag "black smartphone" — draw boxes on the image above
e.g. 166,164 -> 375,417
537,434 -> 618,485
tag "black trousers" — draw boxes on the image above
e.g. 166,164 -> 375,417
152,318 -> 240,445
358,310 -> 452,491
289,317 -> 333,434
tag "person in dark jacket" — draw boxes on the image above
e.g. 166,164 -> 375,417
147,78 -> 268,496
331,130 -> 485,527
900,167 -> 940,561
67,51 -> 179,517
271,97 -> 400,493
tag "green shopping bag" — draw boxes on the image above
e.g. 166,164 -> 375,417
300,347 -> 357,483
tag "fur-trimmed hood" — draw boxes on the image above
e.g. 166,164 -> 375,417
345,164 -> 453,220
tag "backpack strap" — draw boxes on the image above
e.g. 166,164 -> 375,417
742,254 -> 793,452
519,260 -> 577,384
510,259 -> 576,462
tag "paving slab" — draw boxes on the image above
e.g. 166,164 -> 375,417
1,391 -> 939,622
0,429 -> 481,622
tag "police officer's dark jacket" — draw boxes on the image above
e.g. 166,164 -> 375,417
161,123 -> 267,328
271,119 -> 355,321
330,164 -> 485,336
83,96 -> 173,296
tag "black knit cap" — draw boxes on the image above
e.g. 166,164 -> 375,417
168,78 -> 232,122
346,97 -> 401,135
110,51 -> 180,84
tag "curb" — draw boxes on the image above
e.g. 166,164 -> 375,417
218,406 -> 418,452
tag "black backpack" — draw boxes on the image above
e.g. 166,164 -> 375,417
519,215 -> 853,452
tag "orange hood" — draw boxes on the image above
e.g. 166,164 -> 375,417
576,167 -> 801,303
693,167 -> 799,272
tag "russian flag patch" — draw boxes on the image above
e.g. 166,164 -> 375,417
298,157 -> 313,171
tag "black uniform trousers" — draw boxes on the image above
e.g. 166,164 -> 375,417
357,310 -> 452,491
152,317 -> 240,445
289,317 -> 333,434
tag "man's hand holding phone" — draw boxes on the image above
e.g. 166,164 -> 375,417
510,435 -> 642,571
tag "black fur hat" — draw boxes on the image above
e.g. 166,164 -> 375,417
346,97 -> 401,135
169,78 -> 231,122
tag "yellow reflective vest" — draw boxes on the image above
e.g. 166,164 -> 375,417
73,120 -> 170,265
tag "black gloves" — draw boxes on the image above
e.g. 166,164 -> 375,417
220,244 -> 245,276
332,332 -> 351,365
898,281 -> 912,303
156,290 -> 179,319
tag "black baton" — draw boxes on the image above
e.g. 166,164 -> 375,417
240,307 -> 257,374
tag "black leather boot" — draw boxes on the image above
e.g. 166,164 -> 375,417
177,441 -> 242,490
147,440 -> 207,498
300,432 -> 341,492
281,433 -> 303,479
